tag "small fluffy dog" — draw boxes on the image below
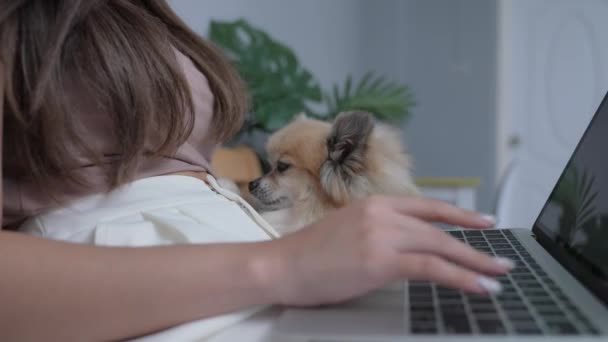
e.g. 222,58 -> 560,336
246,111 -> 419,235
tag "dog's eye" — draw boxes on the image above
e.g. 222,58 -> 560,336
276,161 -> 291,173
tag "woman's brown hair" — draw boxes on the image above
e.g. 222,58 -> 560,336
0,0 -> 246,192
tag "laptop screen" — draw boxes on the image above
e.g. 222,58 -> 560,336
533,92 -> 608,305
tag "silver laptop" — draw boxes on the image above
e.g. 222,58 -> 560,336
271,92 -> 608,341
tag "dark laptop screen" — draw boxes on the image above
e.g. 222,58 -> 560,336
533,92 -> 608,304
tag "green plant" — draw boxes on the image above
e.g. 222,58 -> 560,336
208,19 -> 414,139
325,72 -> 414,122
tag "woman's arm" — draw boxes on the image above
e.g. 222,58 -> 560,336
0,233 -> 278,341
0,199 -> 507,342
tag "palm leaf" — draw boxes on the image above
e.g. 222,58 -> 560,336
553,165 -> 599,244
325,72 -> 415,122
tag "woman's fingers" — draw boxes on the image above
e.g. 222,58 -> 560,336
393,215 -> 514,275
397,253 -> 503,295
374,196 -> 494,229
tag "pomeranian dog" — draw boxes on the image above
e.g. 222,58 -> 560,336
246,111 -> 419,235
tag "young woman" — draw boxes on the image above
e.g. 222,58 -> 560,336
0,1 -> 511,341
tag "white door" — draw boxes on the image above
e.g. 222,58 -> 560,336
496,0 -> 608,228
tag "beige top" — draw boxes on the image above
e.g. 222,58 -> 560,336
2,51 -> 218,227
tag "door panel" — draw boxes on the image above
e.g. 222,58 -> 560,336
497,0 -> 608,228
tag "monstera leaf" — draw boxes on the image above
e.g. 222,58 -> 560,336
324,72 -> 415,122
209,19 -> 322,132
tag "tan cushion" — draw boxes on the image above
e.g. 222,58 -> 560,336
212,146 -> 262,186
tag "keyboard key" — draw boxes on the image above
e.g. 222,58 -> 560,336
410,282 -> 432,288
437,288 -> 461,298
440,303 -> 466,313
410,295 -> 433,302
511,267 -> 533,274
495,250 -> 519,257
477,319 -> 507,334
468,296 -> 493,305
410,288 -> 433,296
410,304 -> 433,312
546,321 -> 578,335
475,313 -> 502,322
442,314 -> 472,334
494,244 -> 514,250
471,305 -> 497,314
409,280 -> 431,286
502,284 -> 517,292
496,277 -> 515,286
555,293 -> 571,303
506,310 -> 534,321
496,293 -> 522,302
438,294 -> 462,301
464,231 -> 482,237
537,308 -> 567,320
529,298 -> 556,306
513,323 -> 543,335
447,231 -> 464,238
518,282 -> 542,290
412,323 -> 438,334
513,274 -> 536,281
437,287 -> 460,294
501,301 -> 527,311
411,303 -> 435,312
513,260 -> 526,267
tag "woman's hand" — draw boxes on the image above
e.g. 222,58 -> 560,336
262,196 -> 513,306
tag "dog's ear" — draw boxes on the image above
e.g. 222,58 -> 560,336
326,111 -> 374,164
320,111 -> 374,205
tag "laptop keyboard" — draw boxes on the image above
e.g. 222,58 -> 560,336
408,229 -> 600,335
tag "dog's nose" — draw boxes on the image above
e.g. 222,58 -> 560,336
248,178 -> 260,192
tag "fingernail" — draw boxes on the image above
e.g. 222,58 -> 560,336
480,214 -> 496,226
477,276 -> 502,294
494,257 -> 515,270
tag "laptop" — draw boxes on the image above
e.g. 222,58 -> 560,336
271,92 -> 608,341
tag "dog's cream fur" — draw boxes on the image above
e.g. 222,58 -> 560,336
247,111 -> 419,235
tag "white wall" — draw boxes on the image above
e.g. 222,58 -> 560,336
169,0 -> 363,90
359,0 -> 499,212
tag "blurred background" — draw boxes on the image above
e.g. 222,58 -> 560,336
169,0 -> 608,228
